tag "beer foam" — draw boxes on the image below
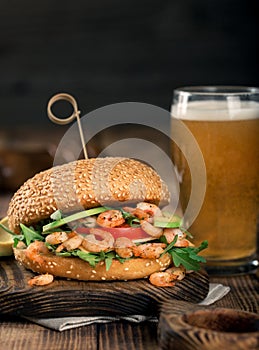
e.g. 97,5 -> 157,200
172,100 -> 259,121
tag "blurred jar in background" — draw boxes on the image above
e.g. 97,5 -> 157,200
0,128 -> 101,192
0,134 -> 55,192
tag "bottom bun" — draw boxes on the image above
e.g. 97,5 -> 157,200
14,246 -> 172,281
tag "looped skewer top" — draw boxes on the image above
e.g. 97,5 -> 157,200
47,93 -> 88,159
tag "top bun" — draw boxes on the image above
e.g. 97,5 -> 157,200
8,157 -> 170,233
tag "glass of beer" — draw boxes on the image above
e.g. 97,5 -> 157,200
171,86 -> 259,275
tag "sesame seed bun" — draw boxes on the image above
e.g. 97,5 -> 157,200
8,157 -> 170,234
13,246 -> 172,281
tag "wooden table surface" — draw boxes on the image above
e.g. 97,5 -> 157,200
0,194 -> 258,350
0,274 -> 258,350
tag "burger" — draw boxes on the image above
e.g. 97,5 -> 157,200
6,157 -> 207,287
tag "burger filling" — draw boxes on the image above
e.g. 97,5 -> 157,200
3,202 -> 208,286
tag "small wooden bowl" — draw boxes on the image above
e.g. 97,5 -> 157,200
158,301 -> 259,350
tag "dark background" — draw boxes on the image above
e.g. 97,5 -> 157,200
0,0 -> 259,192
0,0 -> 258,129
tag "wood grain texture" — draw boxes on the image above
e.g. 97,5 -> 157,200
209,275 -> 259,313
0,257 -> 209,318
99,322 -> 159,350
158,273 -> 259,350
0,316 -> 98,350
158,300 -> 259,350
0,316 -> 159,350
0,274 -> 258,350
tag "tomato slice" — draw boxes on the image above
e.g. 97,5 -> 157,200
76,226 -> 152,241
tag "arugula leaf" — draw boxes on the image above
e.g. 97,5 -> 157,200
191,240 -> 208,254
45,242 -> 56,252
13,235 -> 25,248
127,217 -> 141,227
170,248 -> 201,270
115,254 -> 127,264
75,250 -> 101,267
160,235 -> 178,255
168,241 -> 208,271
20,224 -> 44,246
73,250 -> 124,271
121,209 -> 140,227
56,251 -> 74,257
0,222 -> 23,248
104,251 -> 116,271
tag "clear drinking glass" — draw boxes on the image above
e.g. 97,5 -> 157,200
171,86 -> 259,275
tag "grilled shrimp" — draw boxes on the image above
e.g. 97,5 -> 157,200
81,228 -> 115,253
28,273 -> 54,286
45,231 -> 68,245
132,242 -> 166,259
163,228 -> 193,247
136,202 -> 162,219
149,271 -> 176,287
123,206 -> 149,221
166,266 -> 186,281
62,234 -> 83,251
114,237 -> 135,258
54,231 -> 83,252
140,220 -> 163,238
96,210 -> 125,228
149,265 -> 186,287
25,241 -> 49,265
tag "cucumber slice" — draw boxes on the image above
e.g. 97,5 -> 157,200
154,216 -> 182,228
43,207 -> 107,233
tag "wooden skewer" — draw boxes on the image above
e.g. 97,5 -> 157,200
47,93 -> 88,159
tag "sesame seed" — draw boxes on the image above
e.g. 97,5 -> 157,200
92,270 -> 97,274
124,267 -> 129,271
66,271 -> 72,274
101,277 -> 106,280
8,157 -> 170,233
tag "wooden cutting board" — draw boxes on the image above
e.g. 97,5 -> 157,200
0,257 -> 209,318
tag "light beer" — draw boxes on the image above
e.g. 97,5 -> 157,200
171,100 -> 259,267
